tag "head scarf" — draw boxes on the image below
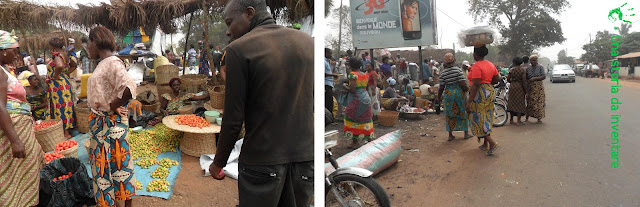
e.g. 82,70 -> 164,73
387,78 -> 396,86
0,30 -> 19,49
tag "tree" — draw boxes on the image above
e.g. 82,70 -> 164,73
581,30 -> 615,64
325,0 -> 334,17
557,49 -> 575,65
325,5 -> 352,55
455,51 -> 473,63
618,32 -> 640,55
467,0 -> 569,58
619,23 -> 632,36
177,11 -> 228,55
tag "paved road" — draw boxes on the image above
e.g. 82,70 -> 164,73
438,76 -> 640,206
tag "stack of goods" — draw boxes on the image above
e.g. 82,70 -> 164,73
175,114 -> 210,128
458,26 -> 496,47
34,120 -> 57,130
180,74 -> 208,93
52,172 -> 73,181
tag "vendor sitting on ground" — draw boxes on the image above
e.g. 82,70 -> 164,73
25,74 -> 48,120
400,78 -> 416,106
381,78 -> 408,111
160,78 -> 209,116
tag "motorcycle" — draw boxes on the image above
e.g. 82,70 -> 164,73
325,130 -> 391,207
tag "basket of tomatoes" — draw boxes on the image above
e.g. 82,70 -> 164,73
55,140 -> 79,158
44,152 -> 65,163
34,120 -> 65,152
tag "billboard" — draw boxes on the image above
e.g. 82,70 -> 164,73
350,0 -> 437,49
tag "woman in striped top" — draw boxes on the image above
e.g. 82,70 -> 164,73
438,53 -> 473,141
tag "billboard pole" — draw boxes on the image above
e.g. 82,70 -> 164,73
418,46 -> 423,82
370,48 -> 375,70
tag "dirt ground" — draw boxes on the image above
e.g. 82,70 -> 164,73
325,112 -> 485,206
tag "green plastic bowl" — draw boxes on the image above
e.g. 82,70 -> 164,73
204,111 -> 220,123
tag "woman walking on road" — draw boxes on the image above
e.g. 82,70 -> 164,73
525,55 -> 546,123
507,57 -> 528,125
465,46 -> 500,155
342,57 -> 374,148
437,53 -> 473,141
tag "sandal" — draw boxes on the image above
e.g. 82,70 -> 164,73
487,144 -> 500,155
447,136 -> 455,141
478,145 -> 488,151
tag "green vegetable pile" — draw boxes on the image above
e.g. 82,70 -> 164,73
147,179 -> 170,192
134,158 -> 157,169
158,158 -> 179,168
129,123 -> 183,160
151,166 -> 170,179
135,180 -> 143,190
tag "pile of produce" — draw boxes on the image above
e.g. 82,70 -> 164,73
158,158 -> 179,168
135,180 -> 143,190
55,140 -> 78,152
129,123 -> 182,160
147,179 -> 170,192
34,120 -> 57,130
53,172 -> 73,181
398,104 -> 425,113
134,158 -> 157,169
151,167 -> 170,179
174,114 -> 209,128
45,152 -> 64,163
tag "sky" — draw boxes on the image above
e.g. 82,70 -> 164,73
327,0 -> 640,62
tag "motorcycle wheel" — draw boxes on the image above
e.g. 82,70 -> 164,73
326,174 -> 391,207
493,103 -> 507,127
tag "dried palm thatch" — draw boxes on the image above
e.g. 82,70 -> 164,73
1,0 -> 313,36
17,31 -> 82,52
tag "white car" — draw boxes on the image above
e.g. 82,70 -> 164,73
550,64 -> 576,83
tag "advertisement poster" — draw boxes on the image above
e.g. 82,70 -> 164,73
350,0 -> 438,49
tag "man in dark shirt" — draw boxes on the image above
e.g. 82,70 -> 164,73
209,0 -> 313,206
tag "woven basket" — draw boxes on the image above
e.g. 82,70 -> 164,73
178,105 -> 193,114
180,132 -> 216,157
155,65 -> 179,85
208,85 -> 225,109
378,111 -> 399,127
35,120 -> 65,152
84,139 -> 91,154
142,102 -> 159,113
76,102 -> 90,133
56,144 -> 78,158
157,84 -> 172,97
180,74 -> 209,93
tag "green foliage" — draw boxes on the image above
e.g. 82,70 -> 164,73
177,11 -> 228,55
325,5 -> 352,54
618,32 -> 640,55
557,49 -> 575,65
580,30 -> 616,64
467,0 -> 569,57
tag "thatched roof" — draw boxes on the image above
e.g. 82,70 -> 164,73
0,0 -> 313,36
17,31 -> 83,52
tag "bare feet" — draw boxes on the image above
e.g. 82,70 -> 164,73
64,130 -> 72,139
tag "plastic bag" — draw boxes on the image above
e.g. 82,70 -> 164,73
130,110 -> 157,128
136,90 -> 156,105
458,26 -> 497,47
38,157 -> 95,207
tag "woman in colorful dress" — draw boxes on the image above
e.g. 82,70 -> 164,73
159,78 -> 209,116
366,63 -> 381,118
506,56 -> 528,125
525,55 -> 546,123
437,53 -> 473,141
342,57 -> 374,148
465,45 -> 500,155
25,74 -> 48,120
0,30 -> 44,207
86,26 -> 137,207
45,37 -> 76,138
